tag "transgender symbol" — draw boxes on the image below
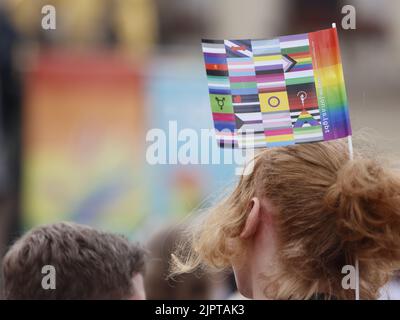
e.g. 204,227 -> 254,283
268,96 -> 280,108
215,97 -> 225,110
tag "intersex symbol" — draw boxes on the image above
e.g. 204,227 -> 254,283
267,96 -> 280,108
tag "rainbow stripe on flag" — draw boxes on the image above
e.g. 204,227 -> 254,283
201,27 -> 351,148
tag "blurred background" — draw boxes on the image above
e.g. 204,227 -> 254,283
0,0 -> 399,299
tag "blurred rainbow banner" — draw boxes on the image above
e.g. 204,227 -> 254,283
23,52 -> 148,235
201,27 -> 351,148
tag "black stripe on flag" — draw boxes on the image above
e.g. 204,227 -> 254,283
202,39 -> 224,44
206,69 -> 229,76
255,69 -> 284,75
234,105 -> 261,113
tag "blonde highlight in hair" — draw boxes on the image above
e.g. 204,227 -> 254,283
172,139 -> 400,299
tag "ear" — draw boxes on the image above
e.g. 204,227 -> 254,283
240,197 -> 261,239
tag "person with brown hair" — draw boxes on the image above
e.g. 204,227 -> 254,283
2,222 -> 146,300
172,139 -> 400,299
145,225 -> 233,300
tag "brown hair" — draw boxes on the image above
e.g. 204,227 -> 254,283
2,222 -> 146,299
145,226 -> 214,300
172,140 -> 400,299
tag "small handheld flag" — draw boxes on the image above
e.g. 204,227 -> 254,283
202,27 -> 351,149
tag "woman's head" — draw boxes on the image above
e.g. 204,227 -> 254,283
172,139 -> 400,299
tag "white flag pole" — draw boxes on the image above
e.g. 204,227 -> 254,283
331,22 -> 359,300
347,135 -> 358,300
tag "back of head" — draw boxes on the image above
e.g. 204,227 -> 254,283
2,222 -> 146,299
145,226 -> 213,300
257,140 -> 400,299
173,140 -> 400,299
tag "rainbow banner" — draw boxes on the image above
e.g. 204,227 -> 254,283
201,27 -> 351,148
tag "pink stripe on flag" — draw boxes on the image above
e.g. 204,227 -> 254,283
228,60 -> 254,66
213,113 -> 235,122
264,128 -> 293,136
229,76 -> 257,82
256,74 -> 285,82
216,132 -> 235,137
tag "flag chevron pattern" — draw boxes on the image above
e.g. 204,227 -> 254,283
202,27 -> 352,148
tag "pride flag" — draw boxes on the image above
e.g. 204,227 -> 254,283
201,27 -> 351,148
